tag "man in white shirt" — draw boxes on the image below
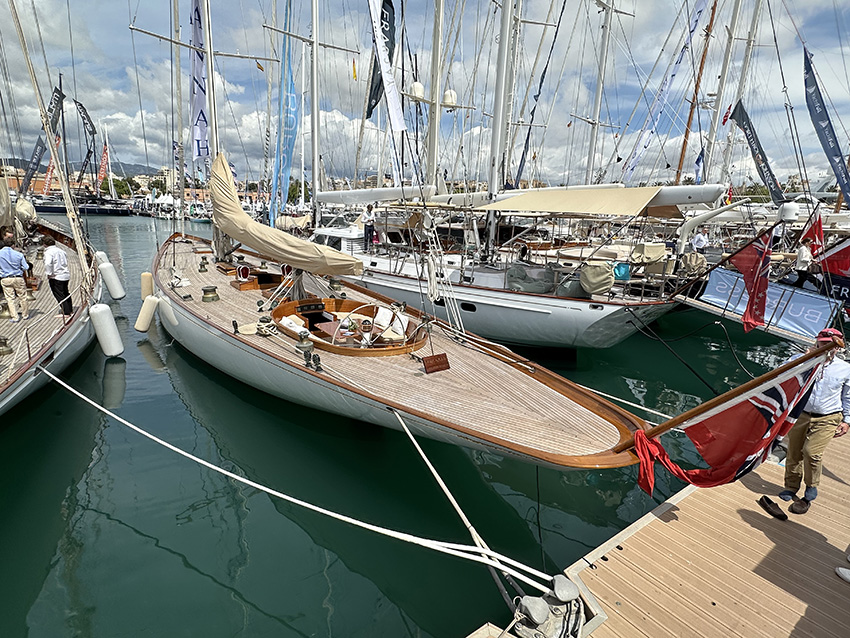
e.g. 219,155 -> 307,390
779,328 -> 850,514
360,204 -> 376,252
691,227 -> 708,254
43,235 -> 73,317
793,237 -> 817,288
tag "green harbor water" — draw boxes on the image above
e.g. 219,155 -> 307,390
0,216 -> 796,637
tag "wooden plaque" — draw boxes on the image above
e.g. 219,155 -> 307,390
423,353 -> 450,374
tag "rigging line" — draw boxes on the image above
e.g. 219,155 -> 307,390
391,408 -> 523,607
765,0 -> 809,199
128,1 -> 150,169
213,56 -> 254,183
713,320 -> 756,379
535,465 -> 544,572
38,365 -> 554,593
65,0 -> 82,163
28,0 -> 52,88
625,307 -> 722,396
573,383 -> 673,421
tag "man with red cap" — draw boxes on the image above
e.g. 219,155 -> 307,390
779,327 -> 849,514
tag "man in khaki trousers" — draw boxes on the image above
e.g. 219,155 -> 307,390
780,328 -> 850,514
0,237 -> 30,322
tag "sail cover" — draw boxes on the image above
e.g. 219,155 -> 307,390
209,153 -> 363,276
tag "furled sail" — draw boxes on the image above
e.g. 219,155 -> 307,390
209,153 -> 363,276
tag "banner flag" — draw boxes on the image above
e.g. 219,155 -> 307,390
96,142 -> 109,193
190,0 -> 210,160
694,148 -> 705,184
77,145 -> 94,184
729,229 -> 773,332
74,100 -> 97,138
635,358 -> 821,495
804,48 -> 850,205
44,87 -> 65,135
800,208 -> 825,256
20,137 -> 46,194
729,100 -> 786,206
623,0 -> 707,182
366,0 -> 405,131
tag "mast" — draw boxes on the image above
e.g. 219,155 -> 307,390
310,0 -> 320,226
704,0 -> 742,182
104,123 -> 118,199
487,0 -> 516,199
424,0 -> 444,187
202,0 -> 229,258
300,41 -> 306,207
173,0 -> 186,225
7,0 -> 91,280
719,0 -> 762,183
674,0 -> 718,185
586,0 -> 614,185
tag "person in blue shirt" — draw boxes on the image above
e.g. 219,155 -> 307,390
779,327 -> 850,514
0,237 -> 30,322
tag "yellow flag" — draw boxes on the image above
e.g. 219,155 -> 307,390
256,60 -> 264,72
352,58 -> 357,81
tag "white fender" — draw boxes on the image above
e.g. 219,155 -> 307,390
90,303 -> 124,357
98,262 -> 126,300
134,296 -> 159,332
156,294 -> 178,327
95,251 -> 110,265
140,271 -> 154,299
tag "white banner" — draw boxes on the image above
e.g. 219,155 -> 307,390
190,0 -> 209,160
367,0 -> 406,132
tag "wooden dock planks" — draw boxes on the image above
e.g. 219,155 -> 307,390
568,438 -> 850,637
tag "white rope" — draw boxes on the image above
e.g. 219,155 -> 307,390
38,365 -> 552,593
574,384 -> 674,421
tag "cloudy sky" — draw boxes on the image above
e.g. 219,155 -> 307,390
0,0 -> 847,191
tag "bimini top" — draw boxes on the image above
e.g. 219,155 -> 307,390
209,153 -> 363,276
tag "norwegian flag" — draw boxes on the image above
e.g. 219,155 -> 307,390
634,358 -> 821,495
729,229 -> 773,332
800,209 -> 825,257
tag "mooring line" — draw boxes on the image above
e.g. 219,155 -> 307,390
38,365 -> 552,593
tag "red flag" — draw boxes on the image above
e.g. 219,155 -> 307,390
96,142 -> 109,193
721,103 -> 732,125
729,231 -> 773,332
800,209 -> 824,257
820,236 -> 850,276
635,360 -> 819,495
725,183 -> 733,205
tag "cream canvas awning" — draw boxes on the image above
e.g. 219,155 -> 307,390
477,186 -> 666,217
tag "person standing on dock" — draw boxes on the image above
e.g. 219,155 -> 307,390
780,328 -> 850,514
0,237 -> 30,322
361,204 -> 376,253
42,235 -> 73,317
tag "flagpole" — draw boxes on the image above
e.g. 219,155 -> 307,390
611,338 -> 840,454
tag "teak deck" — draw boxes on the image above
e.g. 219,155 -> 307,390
567,439 -> 850,637
0,238 -> 84,387
154,236 -> 647,466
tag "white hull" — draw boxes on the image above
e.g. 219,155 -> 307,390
154,293 -> 565,465
0,301 -> 98,418
353,269 -> 673,348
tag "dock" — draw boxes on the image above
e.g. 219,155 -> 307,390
567,439 -> 850,637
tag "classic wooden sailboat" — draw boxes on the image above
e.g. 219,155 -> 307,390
150,154 -> 652,470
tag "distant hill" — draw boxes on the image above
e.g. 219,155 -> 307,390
2,157 -> 157,178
